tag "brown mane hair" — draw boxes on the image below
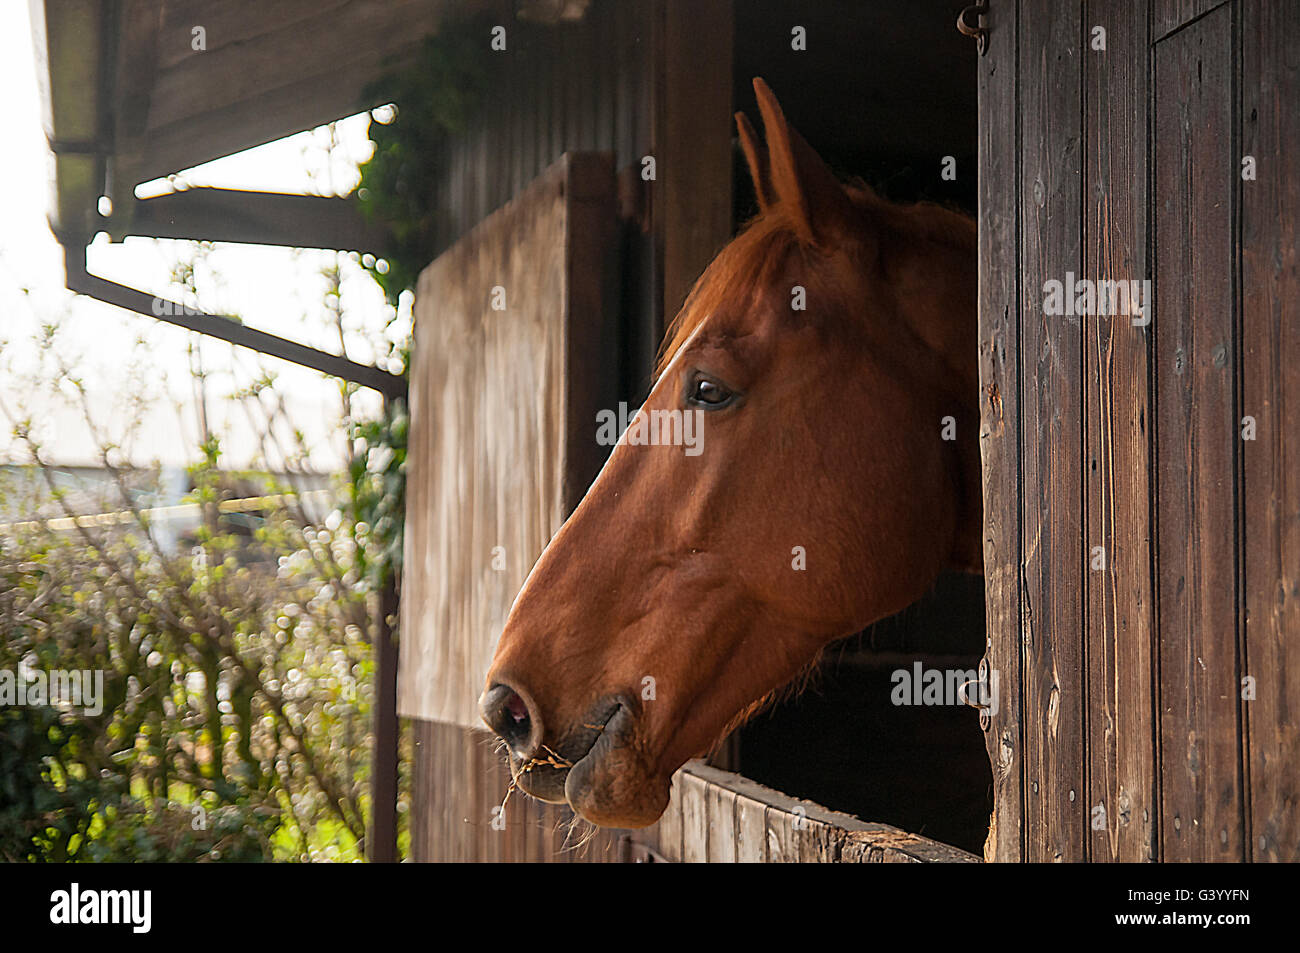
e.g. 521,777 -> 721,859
655,181 -> 975,381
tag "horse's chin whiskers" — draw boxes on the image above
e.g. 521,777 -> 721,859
556,812 -> 599,854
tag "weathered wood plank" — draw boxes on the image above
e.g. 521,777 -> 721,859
841,824 -> 983,864
666,761 -> 980,863
680,770 -> 711,862
563,153 -> 622,511
1151,0 -> 1228,43
563,10 -> 586,153
1240,0 -> 1300,863
1153,6 -> 1243,861
491,732 -> 522,862
653,772 -> 684,862
1018,0 -> 1087,862
140,0 -> 513,180
733,791 -> 768,862
976,0 -> 1024,864
594,0 -> 617,157
613,0 -> 636,168
705,783 -> 738,862
791,815 -> 839,863
764,803 -> 792,863
466,727 -> 484,863
408,720 -> 429,859
502,25 -> 520,220
1082,0 -> 1157,863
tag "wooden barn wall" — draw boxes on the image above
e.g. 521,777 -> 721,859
399,152 -> 618,727
409,721 -> 627,862
978,0 -> 1298,862
429,0 -> 646,392
425,0 -> 650,256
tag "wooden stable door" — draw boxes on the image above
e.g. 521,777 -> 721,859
976,0 -> 1298,862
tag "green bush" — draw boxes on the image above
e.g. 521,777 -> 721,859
0,287 -> 406,861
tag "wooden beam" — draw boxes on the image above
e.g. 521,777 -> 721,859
66,251 -> 406,398
367,547 -> 400,862
122,188 -> 388,251
637,761 -> 981,863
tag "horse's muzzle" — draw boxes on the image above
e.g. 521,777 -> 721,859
481,688 -> 639,807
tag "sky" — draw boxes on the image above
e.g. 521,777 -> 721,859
0,1 -> 408,474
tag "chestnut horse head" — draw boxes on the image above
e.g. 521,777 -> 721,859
481,78 -> 981,828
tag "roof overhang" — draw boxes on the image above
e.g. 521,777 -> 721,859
30,0 -> 511,248
27,0 -> 528,395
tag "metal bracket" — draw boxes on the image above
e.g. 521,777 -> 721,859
957,2 -> 990,56
958,657 -> 995,732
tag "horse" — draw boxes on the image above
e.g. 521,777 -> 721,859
480,78 -> 981,828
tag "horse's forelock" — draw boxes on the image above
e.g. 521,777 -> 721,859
653,213 -> 812,380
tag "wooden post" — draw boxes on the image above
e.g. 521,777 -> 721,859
654,0 -> 734,332
368,396 -> 401,863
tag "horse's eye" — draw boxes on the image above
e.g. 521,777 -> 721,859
687,375 -> 734,407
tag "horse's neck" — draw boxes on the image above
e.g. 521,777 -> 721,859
888,207 -> 978,396
884,210 -> 982,573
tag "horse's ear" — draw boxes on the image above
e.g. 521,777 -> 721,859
751,77 -> 855,246
735,111 -> 774,212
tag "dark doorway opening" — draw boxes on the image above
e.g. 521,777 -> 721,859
728,0 -> 992,856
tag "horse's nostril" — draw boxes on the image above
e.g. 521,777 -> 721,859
506,692 -> 528,723
479,682 -> 540,756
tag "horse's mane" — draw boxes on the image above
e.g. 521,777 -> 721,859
654,210 -> 806,379
654,181 -> 975,381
